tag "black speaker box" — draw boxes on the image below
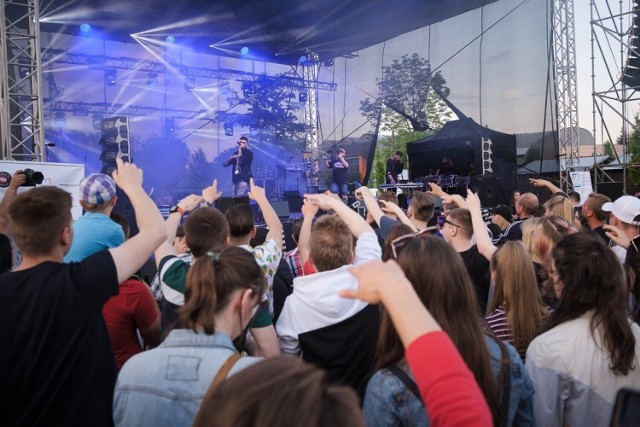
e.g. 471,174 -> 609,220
215,196 -> 249,214
469,174 -> 507,207
285,194 -> 304,213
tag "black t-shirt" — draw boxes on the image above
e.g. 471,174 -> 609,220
459,245 -> 491,313
0,250 -> 119,426
328,157 -> 349,185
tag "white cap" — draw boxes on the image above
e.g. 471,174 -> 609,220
602,195 -> 640,225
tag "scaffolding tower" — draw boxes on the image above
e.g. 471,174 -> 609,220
0,0 -> 45,161
591,0 -> 640,194
553,0 -> 581,192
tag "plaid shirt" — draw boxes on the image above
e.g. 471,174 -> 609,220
284,247 -> 303,278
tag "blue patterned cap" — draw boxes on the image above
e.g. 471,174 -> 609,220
79,173 -> 116,206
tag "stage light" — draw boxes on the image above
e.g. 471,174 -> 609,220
224,121 -> 234,136
80,23 -> 91,33
165,35 -> 175,44
299,55 -> 308,64
323,59 -> 335,67
54,111 -> 66,129
104,69 -> 117,86
220,83 -> 231,96
184,76 -> 196,92
147,72 -> 158,87
240,46 -> 249,55
299,92 -> 308,103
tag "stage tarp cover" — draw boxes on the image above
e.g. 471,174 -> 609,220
406,118 -> 516,201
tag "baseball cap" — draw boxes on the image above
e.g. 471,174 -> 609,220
79,173 -> 116,206
602,195 -> 640,225
489,205 -> 513,223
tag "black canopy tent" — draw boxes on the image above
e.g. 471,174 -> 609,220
406,118 -> 517,205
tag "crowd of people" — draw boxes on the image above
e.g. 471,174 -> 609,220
1,159 -> 639,427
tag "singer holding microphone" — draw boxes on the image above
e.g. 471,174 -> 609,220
223,136 -> 253,197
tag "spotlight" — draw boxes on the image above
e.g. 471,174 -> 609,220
164,118 -> 175,134
220,83 -> 231,96
323,59 -> 335,67
165,35 -> 175,44
299,55 -> 308,64
299,92 -> 307,103
224,121 -> 234,136
92,114 -> 103,131
240,46 -> 249,55
80,23 -> 91,33
184,76 -> 196,92
104,69 -> 117,86
54,111 -> 66,129
147,72 -> 158,87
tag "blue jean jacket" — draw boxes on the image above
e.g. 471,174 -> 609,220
113,329 -> 261,427
363,336 -> 535,427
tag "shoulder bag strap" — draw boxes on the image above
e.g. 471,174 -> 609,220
387,364 -> 423,403
193,353 -> 242,425
496,339 -> 511,427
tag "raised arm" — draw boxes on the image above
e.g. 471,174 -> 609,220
304,192 -> 372,237
380,200 -> 418,232
0,171 -> 26,235
355,186 -> 385,226
298,199 -> 318,266
153,194 -> 203,266
109,158 -> 167,284
248,178 -> 282,249
529,178 -> 564,195
466,190 -> 497,260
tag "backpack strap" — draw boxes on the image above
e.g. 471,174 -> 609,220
387,364 -> 423,403
192,353 -> 242,426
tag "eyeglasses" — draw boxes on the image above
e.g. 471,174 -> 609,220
441,218 -> 461,229
390,226 -> 438,259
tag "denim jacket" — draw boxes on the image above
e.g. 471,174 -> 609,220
113,329 -> 261,427
363,336 -> 535,427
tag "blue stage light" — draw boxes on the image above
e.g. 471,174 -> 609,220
165,35 -> 175,44
240,46 -> 249,55
80,23 -> 91,33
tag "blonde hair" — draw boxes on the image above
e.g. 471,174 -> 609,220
521,217 -> 542,263
544,195 -> 573,223
310,215 -> 352,272
489,241 -> 548,353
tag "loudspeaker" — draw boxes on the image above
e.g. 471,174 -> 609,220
270,201 -> 290,220
285,193 -> 304,213
215,196 -> 249,214
596,183 -> 624,202
469,174 -> 507,207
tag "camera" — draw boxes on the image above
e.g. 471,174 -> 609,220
21,168 -> 44,187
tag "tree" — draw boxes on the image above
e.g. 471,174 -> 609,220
360,53 -> 452,135
186,147 -> 214,185
603,140 -> 615,158
131,134 -> 190,194
628,114 -> 640,186
224,75 -> 307,143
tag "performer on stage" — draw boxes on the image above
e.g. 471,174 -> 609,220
385,151 -> 404,185
323,148 -> 349,203
223,136 -> 253,197
437,155 -> 454,176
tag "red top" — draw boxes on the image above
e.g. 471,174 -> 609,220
405,331 -> 492,427
103,278 -> 159,370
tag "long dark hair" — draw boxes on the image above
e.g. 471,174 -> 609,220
177,245 -> 265,335
625,239 -> 640,324
549,232 -> 636,375
375,236 -> 500,423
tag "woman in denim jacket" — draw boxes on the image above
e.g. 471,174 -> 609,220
114,245 -> 267,427
363,236 -> 534,427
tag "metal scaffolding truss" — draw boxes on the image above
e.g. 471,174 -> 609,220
553,0 -> 581,192
590,0 -> 640,193
42,48 -> 338,92
0,0 -> 45,161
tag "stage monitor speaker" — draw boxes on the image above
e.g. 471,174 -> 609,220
469,174 -> 507,207
215,196 -> 249,214
270,201 -> 290,220
285,193 -> 304,213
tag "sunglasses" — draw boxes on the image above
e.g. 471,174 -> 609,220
390,226 -> 438,259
